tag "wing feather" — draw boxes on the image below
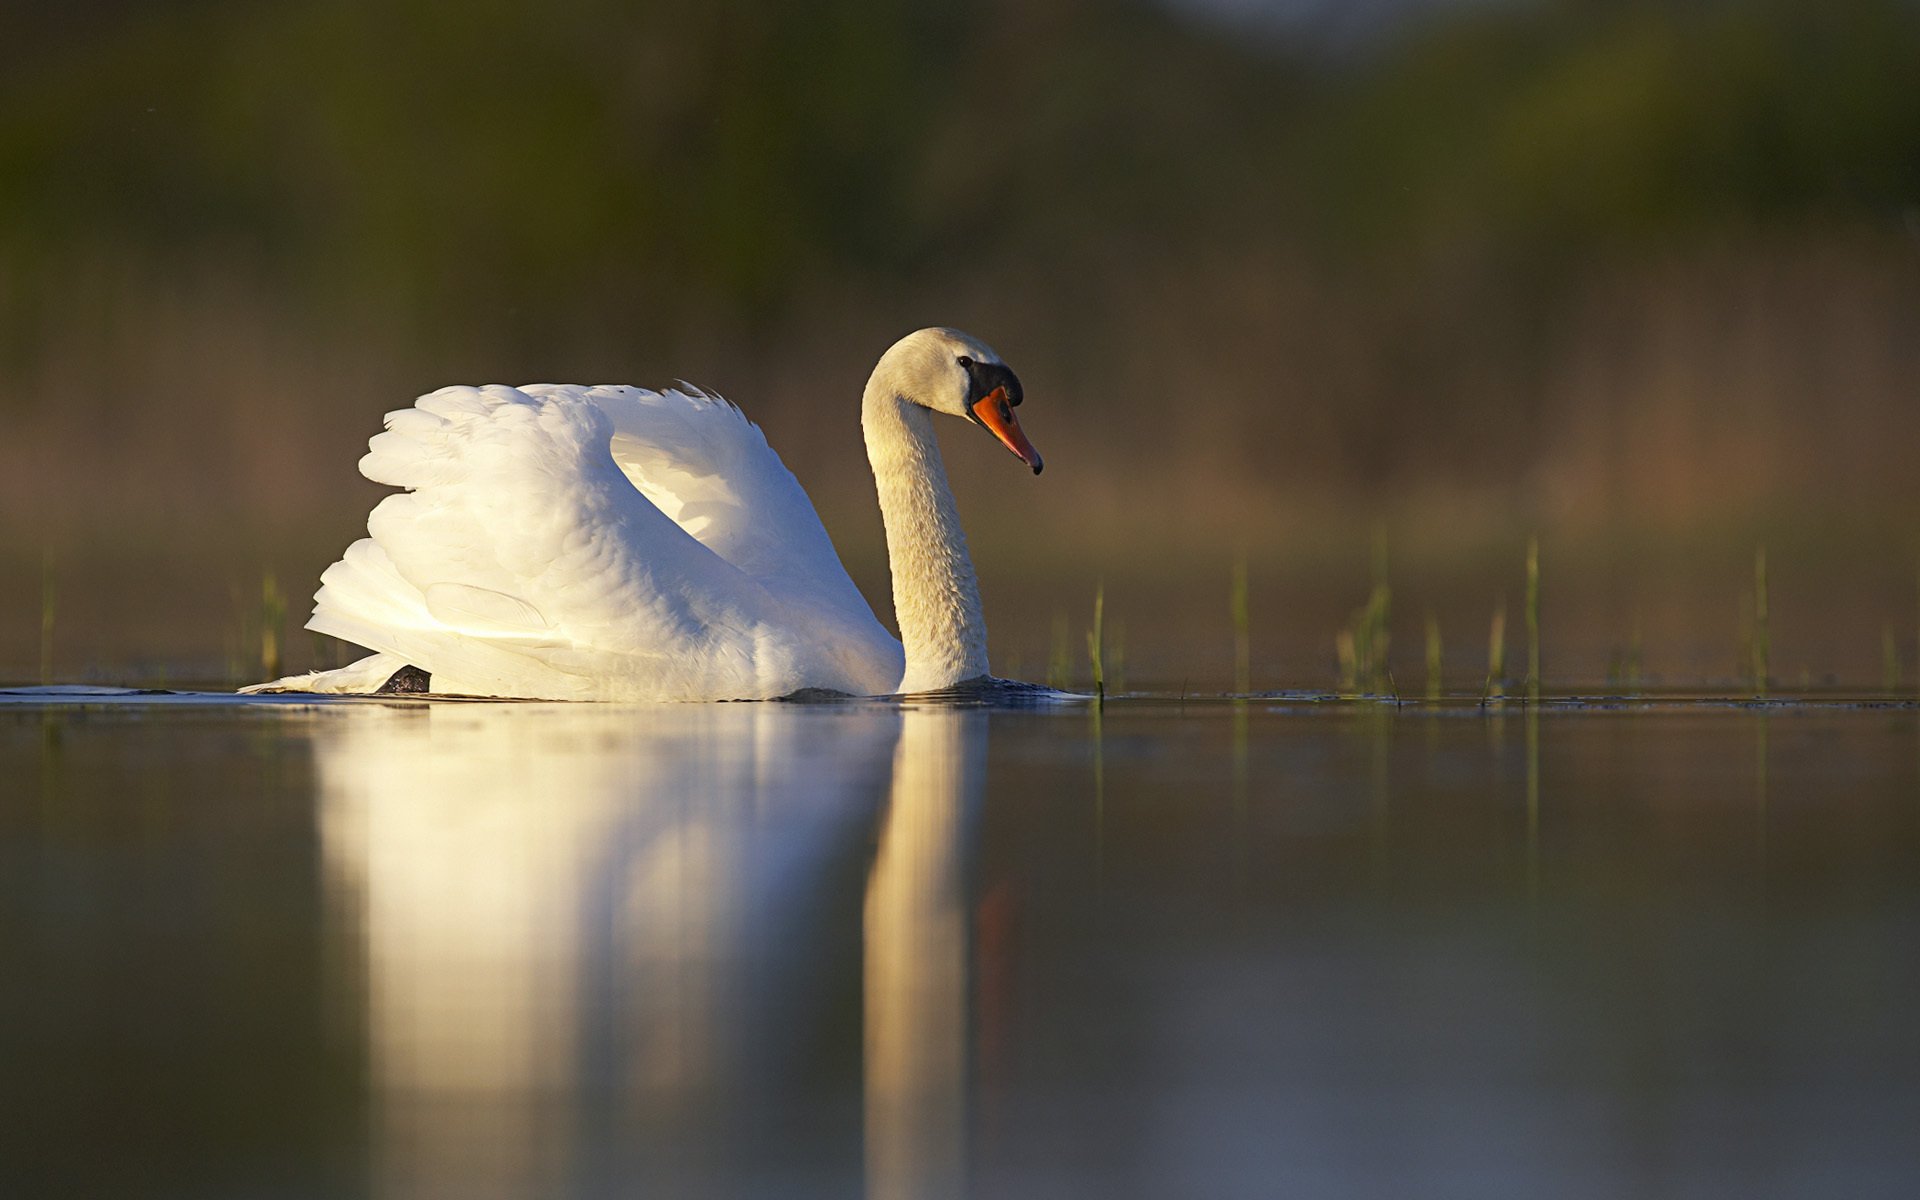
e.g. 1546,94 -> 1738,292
569,385 -> 877,616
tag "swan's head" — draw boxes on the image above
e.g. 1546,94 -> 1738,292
878,327 -> 1043,475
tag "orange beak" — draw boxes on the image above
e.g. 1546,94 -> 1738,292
970,387 -> 1043,475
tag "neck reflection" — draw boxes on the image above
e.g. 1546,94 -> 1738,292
865,706 -> 988,1200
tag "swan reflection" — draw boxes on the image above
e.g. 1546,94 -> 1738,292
314,700 -> 984,1198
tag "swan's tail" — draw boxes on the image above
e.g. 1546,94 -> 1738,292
240,537 -> 435,695
240,651 -> 408,695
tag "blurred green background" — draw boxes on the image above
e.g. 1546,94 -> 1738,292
3,0 -> 1918,688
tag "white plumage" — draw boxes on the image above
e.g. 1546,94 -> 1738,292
247,328 -> 1042,701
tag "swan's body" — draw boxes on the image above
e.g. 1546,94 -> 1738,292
247,328 -> 1042,701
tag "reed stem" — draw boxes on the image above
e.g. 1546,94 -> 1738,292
1424,611 -> 1442,701
1230,554 -> 1250,695
260,570 -> 286,680
1627,609 -> 1643,693
39,550 -> 55,686
1487,601 -> 1507,701
1086,583 -> 1106,704
1525,536 -> 1540,703
1369,533 -> 1391,694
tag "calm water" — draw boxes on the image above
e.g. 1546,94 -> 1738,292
3,690 -> 1919,1198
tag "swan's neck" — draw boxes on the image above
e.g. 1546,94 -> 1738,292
863,382 -> 989,693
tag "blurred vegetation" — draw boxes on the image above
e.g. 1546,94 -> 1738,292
1311,0 -> 1920,250
3,0 -> 1919,682
6,0 -> 1914,324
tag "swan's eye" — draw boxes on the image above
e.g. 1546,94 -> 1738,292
956,355 -> 973,368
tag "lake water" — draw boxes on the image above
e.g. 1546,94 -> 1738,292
4,690 -> 1919,1198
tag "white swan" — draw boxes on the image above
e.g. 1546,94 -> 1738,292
246,327 -> 1043,701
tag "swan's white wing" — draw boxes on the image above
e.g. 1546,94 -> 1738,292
304,384 -> 902,700
563,384 -> 877,619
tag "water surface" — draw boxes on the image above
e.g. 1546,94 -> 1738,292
4,692 -> 1918,1198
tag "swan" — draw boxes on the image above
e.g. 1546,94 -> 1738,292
245,327 -> 1043,701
